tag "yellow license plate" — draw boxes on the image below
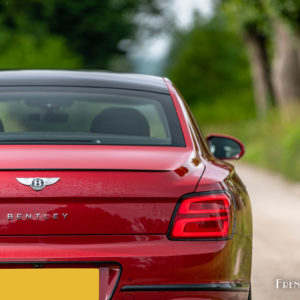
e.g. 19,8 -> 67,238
0,268 -> 99,300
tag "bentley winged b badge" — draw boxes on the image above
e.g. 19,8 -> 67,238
16,178 -> 60,191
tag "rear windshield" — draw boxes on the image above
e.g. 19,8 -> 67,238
0,87 -> 185,146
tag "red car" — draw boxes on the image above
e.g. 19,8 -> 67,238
0,71 -> 252,300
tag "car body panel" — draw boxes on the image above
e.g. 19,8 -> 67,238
0,164 -> 204,235
0,71 -> 252,300
0,145 -> 196,170
0,70 -> 170,94
0,234 -> 249,299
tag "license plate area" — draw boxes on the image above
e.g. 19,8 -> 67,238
0,261 -> 121,300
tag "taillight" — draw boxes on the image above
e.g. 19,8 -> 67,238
169,192 -> 234,240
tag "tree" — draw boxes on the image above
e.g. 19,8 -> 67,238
244,25 -> 274,117
222,0 -> 300,114
0,0 -> 166,69
271,20 -> 300,108
167,14 -> 255,124
264,0 -> 300,109
0,34 -> 81,69
221,0 -> 275,117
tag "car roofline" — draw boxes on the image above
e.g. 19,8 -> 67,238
0,70 -> 170,94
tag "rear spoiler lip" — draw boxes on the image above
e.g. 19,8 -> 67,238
0,168 -> 171,172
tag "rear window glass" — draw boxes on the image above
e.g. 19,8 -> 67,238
0,87 -> 185,146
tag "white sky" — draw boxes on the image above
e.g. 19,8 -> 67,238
132,0 -> 214,59
173,0 -> 214,29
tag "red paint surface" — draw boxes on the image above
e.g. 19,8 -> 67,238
0,166 -> 204,235
0,77 -> 252,300
0,145 -> 192,170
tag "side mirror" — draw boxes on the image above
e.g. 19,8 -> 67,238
206,134 -> 245,160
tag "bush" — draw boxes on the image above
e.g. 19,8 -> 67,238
202,109 -> 300,181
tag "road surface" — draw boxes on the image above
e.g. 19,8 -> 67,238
235,163 -> 300,299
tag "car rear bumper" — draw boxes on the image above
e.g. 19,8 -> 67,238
119,290 -> 249,300
0,234 -> 251,300
120,283 -> 250,299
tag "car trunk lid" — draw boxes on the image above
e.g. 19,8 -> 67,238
0,146 -> 204,235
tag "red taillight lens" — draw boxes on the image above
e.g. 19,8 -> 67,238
169,193 -> 233,240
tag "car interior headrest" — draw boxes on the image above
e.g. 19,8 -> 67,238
0,119 -> 4,132
90,107 -> 150,137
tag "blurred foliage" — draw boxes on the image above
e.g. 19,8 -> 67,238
165,1 -> 300,180
221,0 -> 270,34
167,14 -> 255,123
221,0 -> 300,55
0,34 -> 81,69
264,0 -> 300,32
0,0 -> 165,69
203,108 -> 300,181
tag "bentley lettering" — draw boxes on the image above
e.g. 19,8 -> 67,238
7,213 -> 69,221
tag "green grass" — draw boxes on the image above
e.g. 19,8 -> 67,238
196,109 -> 300,182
